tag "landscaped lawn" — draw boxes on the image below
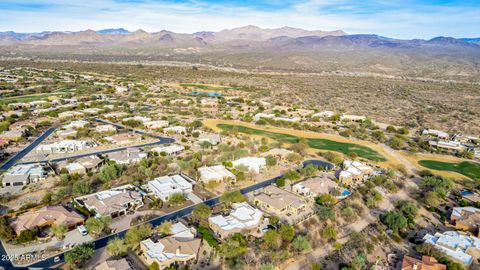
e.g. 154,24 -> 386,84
217,124 -> 386,161
418,160 -> 480,179
3,89 -> 75,103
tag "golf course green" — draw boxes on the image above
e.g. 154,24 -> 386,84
217,124 -> 386,161
418,160 -> 480,179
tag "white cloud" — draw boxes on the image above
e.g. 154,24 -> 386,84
0,0 -> 479,39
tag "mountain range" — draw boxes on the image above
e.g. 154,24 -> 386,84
0,25 -> 479,80
0,26 -> 478,48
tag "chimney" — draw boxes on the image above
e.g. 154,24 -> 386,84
176,246 -> 181,255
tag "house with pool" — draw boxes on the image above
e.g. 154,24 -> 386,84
292,173 -> 351,201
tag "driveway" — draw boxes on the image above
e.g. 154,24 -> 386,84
3,229 -> 93,258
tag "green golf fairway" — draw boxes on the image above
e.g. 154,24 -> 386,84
418,160 -> 480,179
217,124 -> 386,161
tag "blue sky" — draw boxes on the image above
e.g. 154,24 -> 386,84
1,0 -> 479,39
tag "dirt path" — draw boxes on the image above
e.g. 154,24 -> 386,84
378,144 -> 417,175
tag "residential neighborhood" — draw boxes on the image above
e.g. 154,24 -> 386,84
0,65 -> 479,270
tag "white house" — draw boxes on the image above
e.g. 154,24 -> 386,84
82,108 -> 103,115
164,126 -> 187,134
147,174 -> 193,201
145,120 -> 169,130
2,164 -> 47,187
198,165 -> 236,183
139,222 -> 201,269
107,148 -> 147,165
36,140 -> 95,154
74,185 -> 143,218
337,160 -> 374,186
208,202 -> 267,239
429,140 -> 465,152
198,133 -> 221,145
253,113 -> 275,122
122,116 -> 151,125
63,120 -> 89,130
58,111 -> 84,119
422,129 -> 450,139
95,124 -> 117,134
232,157 -> 266,174
56,129 -> 78,139
273,116 -> 301,123
63,162 -> 86,175
341,115 -> 367,122
423,231 -> 480,266
151,144 -> 184,155
312,111 -> 334,119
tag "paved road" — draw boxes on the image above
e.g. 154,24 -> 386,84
94,119 -> 173,141
0,127 -> 56,171
3,159 -> 332,269
17,140 -> 172,165
17,120 -> 175,165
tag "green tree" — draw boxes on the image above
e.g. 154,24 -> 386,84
263,230 -> 281,249
276,177 -> 286,187
265,155 -> 277,167
168,193 -> 186,206
98,163 -> 123,183
371,130 -> 386,142
321,224 -> 337,241
192,203 -> 212,221
318,206 -> 336,221
65,242 -> 95,268
107,238 -> 127,257
72,181 -> 92,196
220,191 -> 246,208
311,262 -> 322,270
397,200 -> 418,224
341,207 -> 357,222
351,253 -> 366,270
218,234 -> 248,259
293,235 -> 311,253
0,217 -> 15,241
279,224 -> 295,242
386,125 -> 396,133
156,221 -> 172,236
51,223 -> 68,239
419,175 -> 453,198
301,164 -> 318,177
389,136 -> 404,150
424,191 -> 440,208
290,143 -> 307,155
284,170 -> 301,181
380,211 -> 408,234
85,216 -> 112,236
125,223 -> 153,249
315,194 -> 337,206
321,151 -> 343,165
149,262 -> 160,270
286,153 -> 303,163
366,190 -> 383,208
261,263 -> 275,270
16,229 -> 37,243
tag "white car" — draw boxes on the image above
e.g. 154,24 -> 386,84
77,225 -> 88,236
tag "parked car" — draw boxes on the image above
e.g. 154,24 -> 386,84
77,225 -> 88,236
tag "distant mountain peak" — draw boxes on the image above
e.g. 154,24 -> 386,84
97,28 -> 130,35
